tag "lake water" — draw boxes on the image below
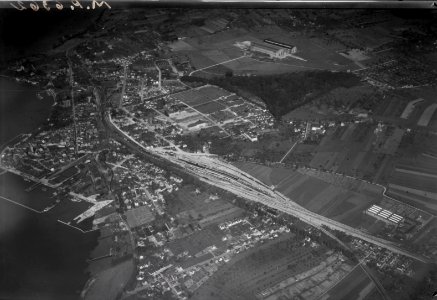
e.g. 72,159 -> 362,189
0,77 -> 99,299
0,76 -> 53,145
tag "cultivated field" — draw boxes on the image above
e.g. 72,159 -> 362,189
373,87 -> 437,130
385,150 -> 437,213
417,103 -> 437,127
234,162 -> 383,230
166,185 -> 244,226
307,123 -> 396,183
195,101 -> 226,114
235,117 -> 435,234
167,225 -> 226,257
260,252 -> 353,300
170,25 -> 358,76
233,162 -> 295,187
400,98 -> 424,119
167,84 -> 274,137
191,235 -> 328,300
301,121 -> 422,185
323,266 -> 380,300
328,24 -> 394,51
171,85 -> 232,106
412,218 -> 437,260
124,206 -> 155,228
167,85 -> 238,131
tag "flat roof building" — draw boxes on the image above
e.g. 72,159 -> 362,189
365,205 -> 404,225
368,205 -> 382,214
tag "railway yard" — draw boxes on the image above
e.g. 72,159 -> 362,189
1,8 -> 437,300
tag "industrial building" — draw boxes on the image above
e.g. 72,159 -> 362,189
365,205 -> 404,225
249,41 -> 297,59
263,39 -> 298,53
234,40 -> 297,60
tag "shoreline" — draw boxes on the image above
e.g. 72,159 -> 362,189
0,74 -> 15,80
1,75 -> 133,300
0,73 -> 41,86
0,76 -> 101,299
0,76 -> 54,144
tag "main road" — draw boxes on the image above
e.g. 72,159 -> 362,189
103,110 -> 431,264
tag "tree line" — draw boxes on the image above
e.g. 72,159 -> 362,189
182,71 -> 361,119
